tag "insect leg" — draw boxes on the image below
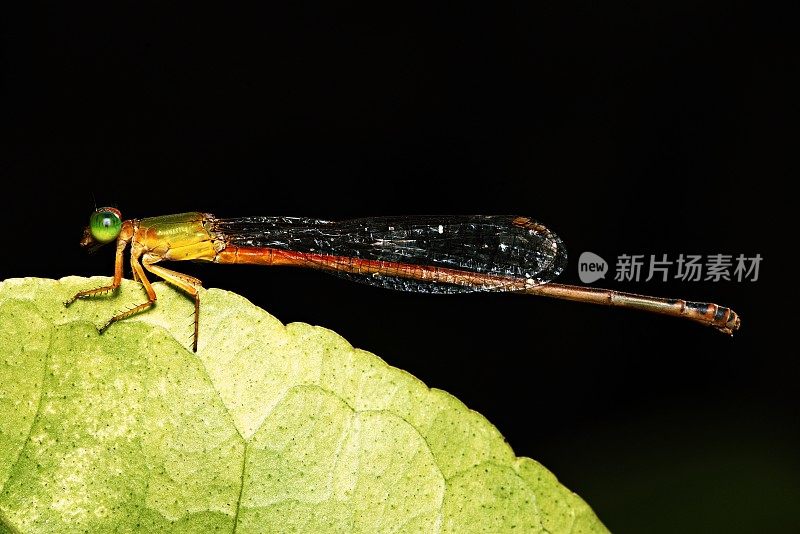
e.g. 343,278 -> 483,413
65,230 -> 131,306
142,259 -> 203,352
98,253 -> 158,334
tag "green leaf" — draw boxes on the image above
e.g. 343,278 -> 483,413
0,277 -> 607,533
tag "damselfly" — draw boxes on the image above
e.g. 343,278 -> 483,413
66,209 -> 740,351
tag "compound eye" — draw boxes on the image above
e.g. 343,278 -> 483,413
89,208 -> 122,243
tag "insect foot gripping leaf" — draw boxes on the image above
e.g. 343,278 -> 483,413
0,277 -> 608,533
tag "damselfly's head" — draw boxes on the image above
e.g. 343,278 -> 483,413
81,207 -> 123,252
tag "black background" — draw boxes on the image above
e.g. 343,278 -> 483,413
1,4 -> 793,533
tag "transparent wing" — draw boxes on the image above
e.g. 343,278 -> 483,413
212,215 -> 566,293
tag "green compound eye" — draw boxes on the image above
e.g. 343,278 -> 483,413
89,209 -> 122,243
